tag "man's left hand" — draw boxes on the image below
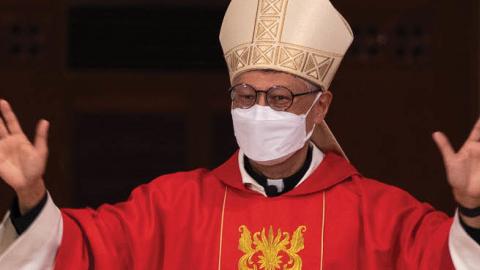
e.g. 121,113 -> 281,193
433,118 -> 480,228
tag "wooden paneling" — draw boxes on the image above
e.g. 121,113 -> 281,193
0,1 -> 68,215
329,0 -> 478,212
65,71 -> 230,205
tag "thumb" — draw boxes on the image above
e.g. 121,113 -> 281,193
34,119 -> 49,156
432,131 -> 455,162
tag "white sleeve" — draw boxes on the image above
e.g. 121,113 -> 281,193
449,210 -> 480,270
0,193 -> 63,270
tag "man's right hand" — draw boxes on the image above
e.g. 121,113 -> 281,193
0,99 -> 49,215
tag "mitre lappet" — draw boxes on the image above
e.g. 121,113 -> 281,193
220,0 -> 354,158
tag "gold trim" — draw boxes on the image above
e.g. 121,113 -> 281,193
253,0 -> 288,43
217,186 -> 228,270
251,0 -> 261,43
320,191 -> 326,270
223,43 -> 253,57
321,58 -> 335,81
280,42 -> 344,58
277,0 -> 289,41
224,42 -> 340,86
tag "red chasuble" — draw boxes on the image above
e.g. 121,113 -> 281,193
54,152 -> 454,269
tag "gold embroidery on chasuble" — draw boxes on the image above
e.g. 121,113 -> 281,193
238,225 -> 306,270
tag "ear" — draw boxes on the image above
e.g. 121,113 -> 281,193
313,90 -> 332,124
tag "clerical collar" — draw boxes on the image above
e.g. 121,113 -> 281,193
243,145 -> 314,197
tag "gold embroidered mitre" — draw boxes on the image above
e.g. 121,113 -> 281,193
219,0 -> 353,90
219,0 -> 354,158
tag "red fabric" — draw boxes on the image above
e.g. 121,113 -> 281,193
54,152 -> 454,269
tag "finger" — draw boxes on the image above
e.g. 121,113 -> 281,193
433,131 -> 455,162
0,117 -> 8,138
0,100 -> 24,134
467,118 -> 480,142
34,119 -> 49,156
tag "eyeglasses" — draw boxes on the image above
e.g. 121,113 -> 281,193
229,83 -> 321,111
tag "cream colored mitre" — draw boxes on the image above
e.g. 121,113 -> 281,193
219,0 -> 354,158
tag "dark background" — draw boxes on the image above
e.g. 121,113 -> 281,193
0,0 -> 478,214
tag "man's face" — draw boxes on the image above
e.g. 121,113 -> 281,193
231,70 -> 332,132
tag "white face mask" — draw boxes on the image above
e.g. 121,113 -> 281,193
231,92 -> 322,166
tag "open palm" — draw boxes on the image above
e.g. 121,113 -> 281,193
433,119 -> 480,208
0,100 -> 49,193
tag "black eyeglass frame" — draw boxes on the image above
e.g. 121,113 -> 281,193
228,83 -> 322,111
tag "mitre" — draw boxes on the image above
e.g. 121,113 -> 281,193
220,0 -> 354,158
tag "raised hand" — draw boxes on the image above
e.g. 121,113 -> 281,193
0,99 -> 49,214
433,119 -> 480,227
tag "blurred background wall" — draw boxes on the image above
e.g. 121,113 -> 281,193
0,0 -> 478,214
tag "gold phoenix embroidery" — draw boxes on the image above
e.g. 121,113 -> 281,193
238,225 -> 306,270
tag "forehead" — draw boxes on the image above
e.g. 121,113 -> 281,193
232,70 -> 309,92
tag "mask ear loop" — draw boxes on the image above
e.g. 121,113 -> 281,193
305,91 -> 323,139
305,91 -> 323,116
